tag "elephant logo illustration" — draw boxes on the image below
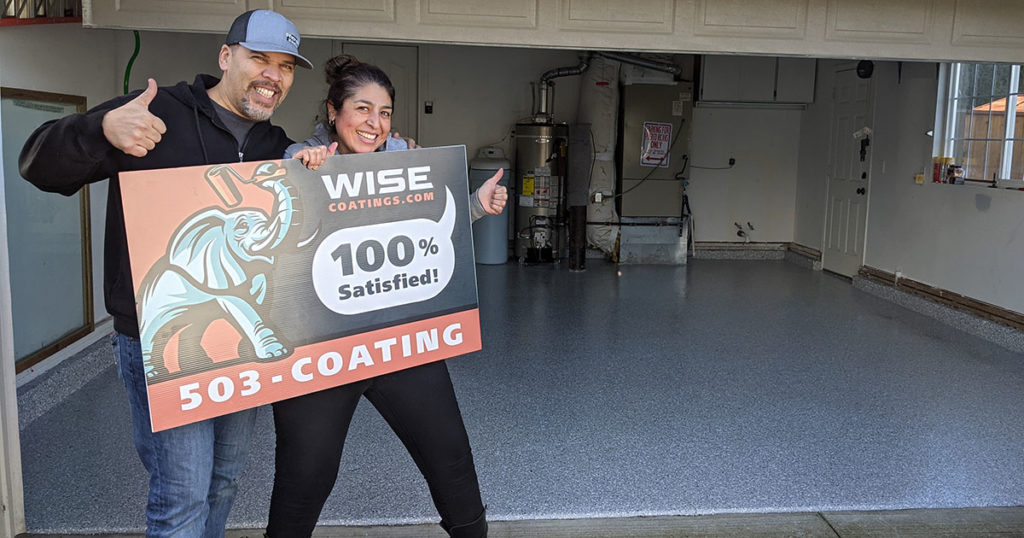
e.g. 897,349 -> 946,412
138,162 -> 300,381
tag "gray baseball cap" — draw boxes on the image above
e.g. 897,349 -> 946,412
226,10 -> 313,69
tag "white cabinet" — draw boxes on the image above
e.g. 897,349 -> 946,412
699,55 -> 776,102
775,57 -> 817,103
700,55 -> 816,104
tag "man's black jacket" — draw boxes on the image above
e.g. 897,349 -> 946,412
19,74 -> 293,337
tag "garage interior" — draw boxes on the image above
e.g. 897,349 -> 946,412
3,1 -> 1024,535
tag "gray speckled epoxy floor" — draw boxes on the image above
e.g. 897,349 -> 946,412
17,260 -> 1024,533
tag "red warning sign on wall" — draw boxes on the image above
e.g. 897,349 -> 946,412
641,121 -> 672,168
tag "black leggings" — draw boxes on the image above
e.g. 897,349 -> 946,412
266,360 -> 484,536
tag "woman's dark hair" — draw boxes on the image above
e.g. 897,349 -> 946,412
322,54 -> 396,134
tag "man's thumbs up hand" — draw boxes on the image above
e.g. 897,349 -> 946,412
136,77 -> 159,107
102,78 -> 168,158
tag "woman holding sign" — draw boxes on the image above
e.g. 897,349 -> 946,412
270,55 -> 504,537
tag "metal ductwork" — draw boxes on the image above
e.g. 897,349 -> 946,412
595,51 -> 682,77
536,54 -> 591,120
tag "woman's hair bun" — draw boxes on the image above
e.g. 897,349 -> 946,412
325,54 -> 362,85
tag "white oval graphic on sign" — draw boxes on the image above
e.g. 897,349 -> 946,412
311,187 -> 456,315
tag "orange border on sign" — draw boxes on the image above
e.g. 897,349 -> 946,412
148,308 -> 481,431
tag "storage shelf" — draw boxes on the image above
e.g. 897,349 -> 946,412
0,16 -> 80,26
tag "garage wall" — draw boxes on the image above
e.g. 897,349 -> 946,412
417,44 -> 582,162
688,106 -> 802,243
863,61 -> 1024,314
793,61 -> 835,251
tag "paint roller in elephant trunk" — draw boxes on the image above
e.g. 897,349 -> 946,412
311,187 -> 457,315
204,163 -> 287,207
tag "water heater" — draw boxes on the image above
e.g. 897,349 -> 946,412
513,122 -> 568,263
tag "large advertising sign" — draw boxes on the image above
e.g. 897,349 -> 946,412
121,146 -> 481,431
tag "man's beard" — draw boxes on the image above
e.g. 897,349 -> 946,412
240,97 -> 276,122
239,81 -> 283,122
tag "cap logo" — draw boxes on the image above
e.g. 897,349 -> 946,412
285,32 -> 299,47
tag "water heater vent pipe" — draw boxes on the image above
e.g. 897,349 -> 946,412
533,52 -> 681,122
536,54 -> 591,121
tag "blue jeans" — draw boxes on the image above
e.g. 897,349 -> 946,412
114,332 -> 257,537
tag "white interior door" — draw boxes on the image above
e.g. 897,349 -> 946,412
823,67 -> 872,277
338,43 -> 418,141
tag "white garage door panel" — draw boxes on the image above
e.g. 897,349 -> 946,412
694,0 -> 807,38
560,0 -> 674,33
826,0 -> 936,44
953,0 -> 1024,48
274,0 -> 394,23
419,0 -> 537,29
95,0 -> 242,33
113,0 -> 239,15
85,0 -> 1024,64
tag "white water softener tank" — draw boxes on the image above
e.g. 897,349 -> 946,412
469,147 -> 511,264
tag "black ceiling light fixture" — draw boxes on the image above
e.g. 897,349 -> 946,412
856,60 -> 874,79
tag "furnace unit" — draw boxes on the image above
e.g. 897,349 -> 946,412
617,82 -> 693,217
616,82 -> 693,264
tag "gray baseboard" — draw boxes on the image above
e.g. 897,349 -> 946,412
691,242 -> 786,260
784,249 -> 822,270
853,275 -> 1024,354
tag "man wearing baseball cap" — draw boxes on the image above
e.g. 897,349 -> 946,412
19,10 -> 310,536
